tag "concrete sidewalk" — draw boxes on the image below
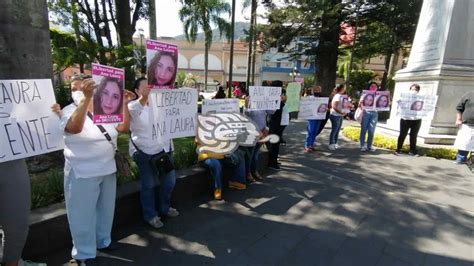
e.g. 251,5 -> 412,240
42,120 -> 473,266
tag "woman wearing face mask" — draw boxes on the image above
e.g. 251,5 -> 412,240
395,84 -> 422,156
359,82 -> 379,152
52,74 -> 134,264
128,77 -> 179,229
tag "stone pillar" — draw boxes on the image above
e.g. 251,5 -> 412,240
384,0 -> 474,144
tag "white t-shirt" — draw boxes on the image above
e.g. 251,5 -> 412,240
128,100 -> 173,156
330,93 -> 343,116
60,104 -> 117,178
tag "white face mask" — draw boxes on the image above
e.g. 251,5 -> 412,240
409,90 -> 418,94
71,90 -> 85,105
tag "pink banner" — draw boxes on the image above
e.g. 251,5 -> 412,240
146,39 -> 179,89
91,63 -> 125,124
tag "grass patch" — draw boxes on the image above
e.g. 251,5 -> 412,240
30,134 -> 198,209
342,126 -> 457,160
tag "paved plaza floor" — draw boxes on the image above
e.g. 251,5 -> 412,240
44,120 -> 473,266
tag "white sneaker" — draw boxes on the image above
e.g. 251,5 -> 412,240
335,144 -> 341,149
167,207 -> 180,217
328,144 -> 336,151
360,147 -> 367,152
147,216 -> 164,229
368,147 -> 377,152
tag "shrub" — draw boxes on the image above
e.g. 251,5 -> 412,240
342,126 -> 456,160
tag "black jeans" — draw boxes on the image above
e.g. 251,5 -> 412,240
397,119 -> 422,153
268,125 -> 284,166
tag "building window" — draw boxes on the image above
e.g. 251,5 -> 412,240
279,61 -> 294,69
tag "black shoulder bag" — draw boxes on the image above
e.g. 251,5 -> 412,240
87,113 -> 132,177
130,137 -> 175,176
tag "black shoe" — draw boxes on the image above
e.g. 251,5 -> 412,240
280,139 -> 287,145
97,241 -> 119,251
268,164 -> 281,170
70,258 -> 98,266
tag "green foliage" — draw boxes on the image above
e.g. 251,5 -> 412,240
31,171 -> 64,209
111,45 -> 143,89
342,127 -> 456,160
54,85 -> 71,108
347,69 -> 375,96
176,72 -> 187,88
303,76 -> 315,89
173,137 -> 198,169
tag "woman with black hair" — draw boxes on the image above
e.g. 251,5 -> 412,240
395,84 -> 422,156
359,82 -> 379,152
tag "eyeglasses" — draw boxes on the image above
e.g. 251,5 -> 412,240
71,73 -> 92,81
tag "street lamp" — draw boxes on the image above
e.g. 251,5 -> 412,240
289,66 -> 300,81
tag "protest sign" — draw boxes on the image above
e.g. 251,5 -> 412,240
286,82 -> 302,112
294,77 -> 304,84
397,93 -> 438,120
92,63 -> 125,124
361,90 -> 376,110
298,97 -> 328,120
341,95 -> 351,113
146,39 -> 178,89
202,98 -> 240,114
0,79 -> 64,163
248,86 -> 281,111
375,91 -> 390,111
149,88 -> 198,139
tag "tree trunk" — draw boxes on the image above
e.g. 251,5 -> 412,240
149,0 -> 157,39
116,0 -> 133,46
204,43 -> 209,95
381,52 -> 392,90
246,0 -> 257,89
316,25 -> 340,96
227,0 -> 236,98
251,17 -> 257,85
0,0 -> 52,79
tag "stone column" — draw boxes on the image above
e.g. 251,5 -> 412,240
385,0 -> 474,144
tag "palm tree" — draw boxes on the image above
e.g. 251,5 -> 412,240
179,0 -> 231,92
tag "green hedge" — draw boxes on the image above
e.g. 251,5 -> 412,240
342,126 -> 457,160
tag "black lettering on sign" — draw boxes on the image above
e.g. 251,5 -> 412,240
0,80 -> 42,104
40,116 -> 55,150
0,106 -> 10,118
152,121 -> 166,140
4,123 -> 21,156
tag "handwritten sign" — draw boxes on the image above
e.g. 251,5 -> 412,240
286,82 -> 302,112
146,39 -> 178,89
149,88 -> 198,139
92,63 -> 125,124
248,86 -> 281,111
375,91 -> 390,111
397,93 -> 438,120
298,97 -> 328,120
0,79 -> 64,163
202,98 -> 240,114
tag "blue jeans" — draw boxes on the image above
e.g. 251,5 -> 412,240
202,157 -> 246,188
133,150 -> 176,221
305,119 -> 322,148
456,150 -> 469,163
329,115 -> 343,145
246,144 -> 261,175
360,111 -> 378,149
64,170 -> 116,260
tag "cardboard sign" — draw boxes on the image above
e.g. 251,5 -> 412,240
92,63 -> 125,124
248,86 -> 282,111
202,98 -> 240,114
375,91 -> 390,111
149,88 -> 198,139
298,97 -> 329,120
146,39 -> 178,89
397,93 -> 438,120
0,79 -> 64,162
286,82 -> 302,112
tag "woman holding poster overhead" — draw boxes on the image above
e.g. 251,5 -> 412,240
395,84 -> 422,156
54,74 -> 133,264
328,84 -> 347,150
128,78 -> 179,229
359,82 -> 379,152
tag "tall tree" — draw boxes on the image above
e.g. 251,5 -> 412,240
227,0 -> 236,97
179,0 -> 231,91
243,0 -> 257,88
149,0 -> 157,39
115,0 -> 148,47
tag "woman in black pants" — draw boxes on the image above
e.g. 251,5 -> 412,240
395,84 -> 422,156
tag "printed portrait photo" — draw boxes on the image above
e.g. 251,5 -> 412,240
93,77 -> 124,116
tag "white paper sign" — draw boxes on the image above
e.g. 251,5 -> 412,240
0,79 -> 64,163
298,97 -> 329,120
248,86 -> 281,110
397,93 -> 438,120
149,88 -> 198,139
202,98 -> 240,114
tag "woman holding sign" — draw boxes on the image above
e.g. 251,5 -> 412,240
304,86 -> 323,152
328,84 -> 347,150
395,84 -> 422,156
93,77 -> 124,115
128,78 -> 179,229
53,74 -> 133,264
359,82 -> 379,152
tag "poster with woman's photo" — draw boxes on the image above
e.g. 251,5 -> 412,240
146,39 -> 178,89
341,95 -> 351,114
298,97 -> 328,120
92,63 -> 125,124
361,90 -> 376,111
397,93 -> 438,120
375,91 -> 390,111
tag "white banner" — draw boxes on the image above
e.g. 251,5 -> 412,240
149,88 -> 198,139
298,97 -> 329,120
248,86 -> 281,110
397,93 -> 438,120
202,98 -> 240,114
0,79 -> 64,163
